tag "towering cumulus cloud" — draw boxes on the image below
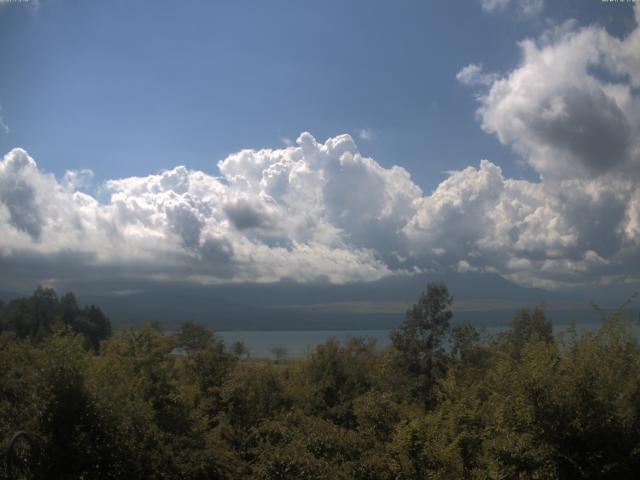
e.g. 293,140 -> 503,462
450,4 -> 640,287
1,6 -> 639,291
0,135 -> 411,288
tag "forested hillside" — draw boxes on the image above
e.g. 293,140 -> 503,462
1,285 -> 639,479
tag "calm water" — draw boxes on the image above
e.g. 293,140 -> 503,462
219,329 -> 392,358
219,321 -> 636,358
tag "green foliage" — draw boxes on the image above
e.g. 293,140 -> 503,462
1,286 -> 639,479
498,305 -> 553,358
0,334 -> 40,467
391,282 -> 453,407
177,320 -> 214,352
296,337 -> 377,427
451,322 -> 482,363
250,412 -> 368,479
222,363 -> 290,430
0,287 -> 112,350
353,391 -> 401,443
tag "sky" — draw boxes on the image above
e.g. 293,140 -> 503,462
0,0 -> 639,302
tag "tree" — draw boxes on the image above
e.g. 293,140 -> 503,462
0,289 -> 112,349
271,345 -> 287,364
222,363 -> 290,430
60,293 -> 112,351
187,335 -> 237,414
29,286 -> 60,341
391,282 -> 453,407
232,340 -> 250,358
35,331 -> 126,479
500,306 -> 553,357
292,337 -> 377,428
2,286 -> 59,342
177,320 -> 213,351
81,304 -> 112,351
59,292 -> 81,327
250,412 -> 366,479
451,322 -> 482,364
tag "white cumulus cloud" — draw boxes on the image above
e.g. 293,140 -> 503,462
449,3 -> 640,287
475,6 -> 640,181
0,136 -> 410,288
2,129 -> 639,291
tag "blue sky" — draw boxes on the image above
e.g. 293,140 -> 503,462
0,0 -> 634,189
0,0 -> 639,299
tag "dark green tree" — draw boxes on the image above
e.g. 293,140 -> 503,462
232,340 -> 250,358
177,320 -> 214,352
499,306 -> 553,357
451,322 -> 482,364
60,292 -> 112,351
2,286 -> 59,342
390,282 -> 453,407
297,337 -> 377,428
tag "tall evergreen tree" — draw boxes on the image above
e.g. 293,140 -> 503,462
391,282 -> 453,407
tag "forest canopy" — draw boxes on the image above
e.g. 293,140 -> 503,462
1,284 -> 639,479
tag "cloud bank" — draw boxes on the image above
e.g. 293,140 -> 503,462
1,6 -> 639,292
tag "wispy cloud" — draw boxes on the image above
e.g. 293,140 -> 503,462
0,0 -> 39,9
358,128 -> 373,141
0,105 -> 9,135
480,0 -> 543,16
456,63 -> 498,87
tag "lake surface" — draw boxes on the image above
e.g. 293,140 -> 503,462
219,329 -> 392,358
219,320 -> 637,358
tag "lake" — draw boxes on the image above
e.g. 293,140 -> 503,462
218,320 -> 637,358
